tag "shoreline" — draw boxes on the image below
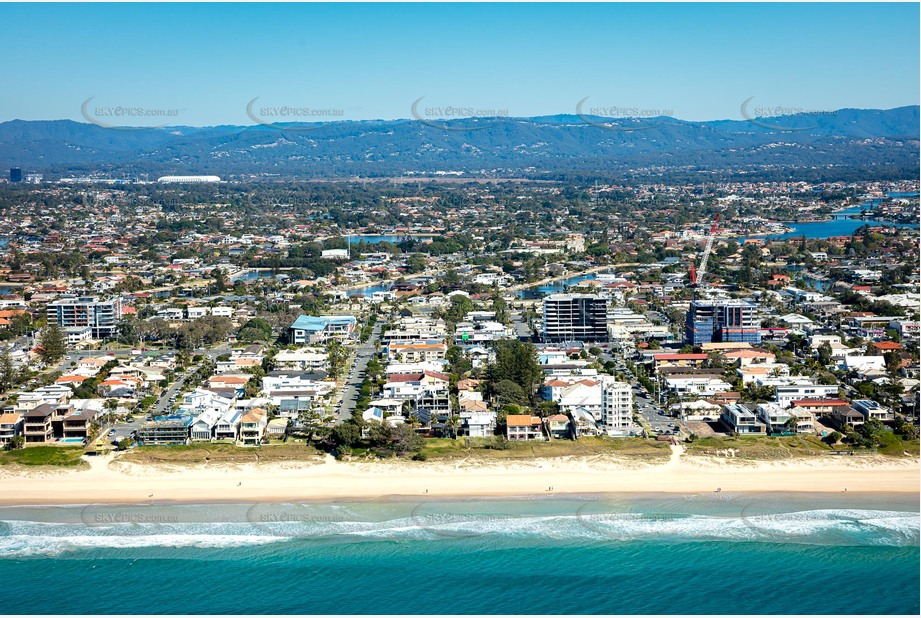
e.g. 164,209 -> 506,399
1,449 -> 918,507
2,488 -> 918,510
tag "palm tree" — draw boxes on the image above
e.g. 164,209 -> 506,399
104,398 -> 119,424
447,415 -> 461,439
784,413 -> 799,434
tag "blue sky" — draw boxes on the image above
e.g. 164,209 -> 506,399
1,2 -> 918,126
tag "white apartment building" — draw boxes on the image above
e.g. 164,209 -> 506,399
774,383 -> 839,408
600,377 -> 633,435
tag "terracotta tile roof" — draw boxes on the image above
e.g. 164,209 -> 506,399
506,414 -> 541,427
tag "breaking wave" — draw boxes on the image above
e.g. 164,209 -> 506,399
1,507 -> 916,557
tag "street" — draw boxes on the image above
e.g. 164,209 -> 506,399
335,320 -> 383,423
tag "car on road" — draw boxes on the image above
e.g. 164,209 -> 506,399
657,411 -> 665,415
108,430 -> 117,436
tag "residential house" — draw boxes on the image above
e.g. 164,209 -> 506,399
23,404 -> 54,443
851,399 -> 894,422
653,353 -> 708,372
240,408 -> 268,446
289,315 -> 356,344
273,348 -> 328,372
737,363 -> 790,385
663,374 -> 732,397
0,412 -> 23,446
721,403 -> 767,434
382,371 -> 451,424
387,341 -> 447,363
136,415 -> 193,445
506,414 -> 545,442
214,409 -> 242,441
775,384 -> 839,408
62,407 -> 98,439
829,406 -> 866,430
547,414 -> 572,439
460,409 -> 497,438
266,417 -> 289,440
190,409 -> 223,441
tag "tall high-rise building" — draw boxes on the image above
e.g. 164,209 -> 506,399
600,376 -> 633,435
685,299 -> 760,345
46,296 -> 123,339
542,293 -> 609,343
9,168 -> 22,183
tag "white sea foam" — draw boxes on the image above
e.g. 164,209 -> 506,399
0,534 -> 284,558
1,508 -> 917,556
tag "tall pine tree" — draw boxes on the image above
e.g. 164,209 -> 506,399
39,322 -> 66,364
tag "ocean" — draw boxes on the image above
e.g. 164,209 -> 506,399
0,492 -> 918,614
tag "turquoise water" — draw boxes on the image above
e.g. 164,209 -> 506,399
517,273 -> 609,299
0,493 -> 918,614
347,283 -> 392,297
748,217 -> 917,241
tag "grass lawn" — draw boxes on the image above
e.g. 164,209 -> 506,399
876,432 -> 920,457
684,433 -> 919,460
0,446 -> 87,467
121,441 -> 326,465
684,434 -> 835,460
420,436 -> 670,461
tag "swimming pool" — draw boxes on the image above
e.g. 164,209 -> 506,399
58,438 -> 86,444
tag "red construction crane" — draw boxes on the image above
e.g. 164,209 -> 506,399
690,213 -> 720,288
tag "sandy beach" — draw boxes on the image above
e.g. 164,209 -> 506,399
1,447 -> 917,505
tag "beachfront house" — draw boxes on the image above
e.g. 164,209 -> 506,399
190,409 -> 223,441
851,399 -> 894,422
240,408 -> 268,446
22,404 -> 55,443
506,414 -> 546,442
0,412 -> 23,447
721,403 -> 767,434
547,414 -> 573,439
136,415 -> 193,446
213,409 -> 242,441
61,407 -> 98,439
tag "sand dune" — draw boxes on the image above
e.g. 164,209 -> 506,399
1,446 -> 918,505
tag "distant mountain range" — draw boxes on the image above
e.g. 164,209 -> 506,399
0,106 -> 917,181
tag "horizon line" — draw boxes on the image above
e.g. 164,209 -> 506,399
1,103 -> 918,131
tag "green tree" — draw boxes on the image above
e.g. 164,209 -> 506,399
494,379 -> 526,406
445,345 -> 471,376
38,322 -> 66,364
486,340 -> 543,402
817,342 -> 833,366
298,407 -> 334,443
406,254 -> 427,274
390,423 -> 424,456
212,268 -> 227,292
331,422 -> 360,447
326,339 -> 348,378
855,419 -> 884,446
0,349 -> 15,393
237,318 -> 273,343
